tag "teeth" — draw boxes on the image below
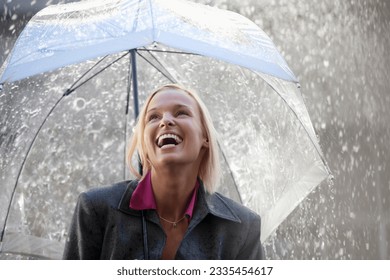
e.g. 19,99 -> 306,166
157,133 -> 183,147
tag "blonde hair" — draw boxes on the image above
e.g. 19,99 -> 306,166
127,84 -> 220,193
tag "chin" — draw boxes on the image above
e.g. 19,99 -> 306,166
154,154 -> 200,167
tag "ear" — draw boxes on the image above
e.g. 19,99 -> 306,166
202,137 -> 209,148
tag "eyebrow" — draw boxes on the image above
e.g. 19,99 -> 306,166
146,104 -> 192,113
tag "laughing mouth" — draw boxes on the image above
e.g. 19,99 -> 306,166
156,133 -> 183,148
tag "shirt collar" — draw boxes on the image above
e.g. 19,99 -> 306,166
118,180 -> 241,224
129,171 -> 199,219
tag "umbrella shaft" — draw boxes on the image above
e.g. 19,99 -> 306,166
130,49 -> 139,119
129,49 -> 143,176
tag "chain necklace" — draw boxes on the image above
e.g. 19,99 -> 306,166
158,214 -> 187,228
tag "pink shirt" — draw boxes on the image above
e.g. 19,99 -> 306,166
129,171 -> 199,220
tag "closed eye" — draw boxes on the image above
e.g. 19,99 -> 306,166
176,110 -> 190,117
147,113 -> 160,122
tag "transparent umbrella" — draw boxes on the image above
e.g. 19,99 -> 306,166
0,0 -> 330,259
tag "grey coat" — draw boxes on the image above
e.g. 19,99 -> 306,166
63,180 -> 264,259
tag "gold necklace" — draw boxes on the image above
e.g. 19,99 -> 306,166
158,215 -> 187,228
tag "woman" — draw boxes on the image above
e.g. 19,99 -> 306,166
63,84 -> 264,259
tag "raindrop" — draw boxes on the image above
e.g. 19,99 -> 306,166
352,145 -> 360,153
323,60 -> 329,67
339,248 -> 344,256
39,48 -> 54,55
73,98 -> 86,110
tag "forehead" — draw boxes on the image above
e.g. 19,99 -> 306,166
147,88 -> 199,111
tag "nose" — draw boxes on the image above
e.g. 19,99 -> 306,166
159,113 -> 175,127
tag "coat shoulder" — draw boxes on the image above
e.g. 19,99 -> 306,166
207,191 -> 260,224
201,191 -> 264,259
80,180 -> 136,209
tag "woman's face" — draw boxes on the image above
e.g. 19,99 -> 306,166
143,88 -> 208,170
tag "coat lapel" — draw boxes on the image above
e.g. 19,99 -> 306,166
117,180 -> 161,226
117,180 -> 141,216
188,181 -> 242,233
117,179 -> 242,225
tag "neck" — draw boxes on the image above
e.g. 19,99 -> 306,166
150,166 -> 198,220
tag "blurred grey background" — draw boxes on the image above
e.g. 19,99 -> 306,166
1,0 -> 389,259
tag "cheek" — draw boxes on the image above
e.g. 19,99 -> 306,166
195,122 -> 207,140
143,127 -> 155,150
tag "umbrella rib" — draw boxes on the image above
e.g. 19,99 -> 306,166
0,94 -> 66,243
65,52 -> 129,96
65,55 -> 109,94
142,49 -> 179,83
254,71 -> 331,175
136,51 -> 176,83
217,141 -> 243,204
137,48 -> 199,56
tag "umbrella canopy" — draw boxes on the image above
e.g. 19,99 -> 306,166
0,0 -> 330,259
0,0 -> 297,84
